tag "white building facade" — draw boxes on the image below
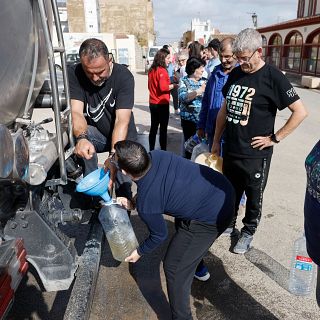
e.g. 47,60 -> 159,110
191,18 -> 215,44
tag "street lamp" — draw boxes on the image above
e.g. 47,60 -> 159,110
251,12 -> 258,28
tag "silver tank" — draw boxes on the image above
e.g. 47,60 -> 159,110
0,0 -> 52,126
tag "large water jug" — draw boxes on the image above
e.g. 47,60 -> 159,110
98,203 -> 139,262
288,234 -> 316,295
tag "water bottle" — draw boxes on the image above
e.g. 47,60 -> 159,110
288,234 -> 316,295
98,202 -> 139,262
184,134 -> 201,153
191,141 -> 209,162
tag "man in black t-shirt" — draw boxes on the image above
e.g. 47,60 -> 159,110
212,28 -> 308,254
68,38 -> 137,199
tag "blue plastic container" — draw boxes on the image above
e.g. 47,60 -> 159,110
76,167 -> 111,203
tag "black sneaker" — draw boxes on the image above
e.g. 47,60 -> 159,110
233,234 -> 253,254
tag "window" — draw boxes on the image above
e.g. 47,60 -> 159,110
304,0 -> 310,16
261,35 -> 267,59
304,30 -> 320,75
284,32 -> 303,71
316,0 -> 320,14
271,34 -> 282,46
268,34 -> 282,68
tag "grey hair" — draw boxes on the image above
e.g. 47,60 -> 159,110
220,37 -> 234,52
177,50 -> 189,60
232,28 -> 262,54
79,38 -> 109,61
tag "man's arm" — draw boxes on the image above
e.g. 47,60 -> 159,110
103,108 -> 132,190
211,101 -> 227,155
274,99 -> 308,140
71,99 -> 95,159
251,99 -> 308,150
111,108 -> 132,151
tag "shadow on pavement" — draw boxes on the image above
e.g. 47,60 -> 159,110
128,215 -> 173,319
98,215 -> 174,320
244,247 -> 290,292
7,264 -> 72,320
136,71 -> 147,76
191,252 -> 279,320
99,213 -> 281,320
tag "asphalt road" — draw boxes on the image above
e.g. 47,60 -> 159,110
7,71 -> 320,320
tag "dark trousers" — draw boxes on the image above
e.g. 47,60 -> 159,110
149,103 -> 169,151
181,119 -> 197,159
171,87 -> 179,111
164,219 -> 227,320
223,154 -> 272,236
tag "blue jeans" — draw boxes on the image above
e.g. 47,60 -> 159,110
80,125 -> 133,200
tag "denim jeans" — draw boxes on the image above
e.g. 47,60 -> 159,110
80,125 -> 132,200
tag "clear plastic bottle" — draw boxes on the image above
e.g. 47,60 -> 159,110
184,134 -> 201,154
288,234 -> 316,296
98,202 -> 139,262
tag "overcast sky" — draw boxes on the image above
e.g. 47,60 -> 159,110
153,0 -> 299,45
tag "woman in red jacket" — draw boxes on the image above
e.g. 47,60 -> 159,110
148,48 -> 176,151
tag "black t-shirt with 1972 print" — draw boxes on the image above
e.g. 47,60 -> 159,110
222,63 -> 300,158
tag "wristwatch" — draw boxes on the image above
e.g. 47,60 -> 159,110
270,133 -> 280,144
76,131 -> 88,142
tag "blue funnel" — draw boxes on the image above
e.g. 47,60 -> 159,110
76,167 -> 111,203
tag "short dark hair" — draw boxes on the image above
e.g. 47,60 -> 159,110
149,48 -> 170,71
79,38 -> 109,61
114,140 -> 150,178
207,38 -> 220,51
185,57 -> 206,76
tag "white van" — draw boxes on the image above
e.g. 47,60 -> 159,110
144,46 -> 162,73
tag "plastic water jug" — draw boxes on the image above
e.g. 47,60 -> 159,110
191,141 -> 209,162
98,203 -> 139,262
288,234 -> 316,295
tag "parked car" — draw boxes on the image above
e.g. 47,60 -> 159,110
66,52 -> 80,66
143,46 -> 162,73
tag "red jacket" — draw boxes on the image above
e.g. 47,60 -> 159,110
148,66 -> 170,104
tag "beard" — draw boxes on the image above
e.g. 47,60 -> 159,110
91,79 -> 106,86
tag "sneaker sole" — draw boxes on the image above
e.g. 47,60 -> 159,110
233,246 -> 251,254
194,273 -> 210,281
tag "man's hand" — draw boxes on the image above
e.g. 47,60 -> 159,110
116,197 -> 135,210
211,141 -> 220,157
125,249 -> 141,263
251,136 -> 274,150
75,139 -> 95,160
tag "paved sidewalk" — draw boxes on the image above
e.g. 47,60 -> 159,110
91,71 -> 320,320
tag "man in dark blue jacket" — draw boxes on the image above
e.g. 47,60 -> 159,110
113,140 -> 235,320
197,37 -> 237,150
